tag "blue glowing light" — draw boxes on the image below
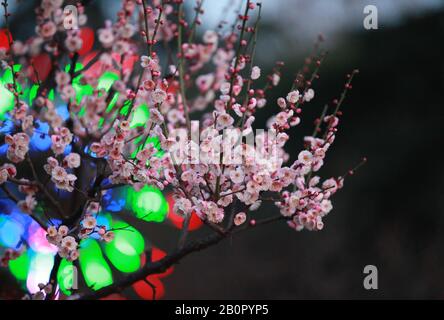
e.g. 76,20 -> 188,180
30,120 -> 51,151
63,144 -> 72,155
103,189 -> 126,212
0,143 -> 7,156
0,116 -> 13,156
0,117 -> 13,134
84,145 -> 98,158
0,215 -> 25,248
90,214 -> 112,240
57,105 -> 70,121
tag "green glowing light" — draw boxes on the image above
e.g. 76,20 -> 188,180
29,85 -> 55,106
64,63 -> 84,78
73,82 -> 93,104
126,186 -> 168,222
79,239 -> 113,290
28,85 -> 38,105
57,259 -> 75,296
105,92 -> 119,113
130,104 -> 150,128
112,220 -> 145,254
62,63 -> 94,104
0,65 -> 21,119
9,250 -> 30,281
2,64 -> 22,83
104,244 -> 141,273
0,86 -> 13,119
104,220 -> 144,273
97,71 -> 119,92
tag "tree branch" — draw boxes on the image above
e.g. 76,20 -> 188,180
78,231 -> 225,299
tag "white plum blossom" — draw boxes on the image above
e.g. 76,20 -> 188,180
141,55 -> 152,68
82,215 -> 97,229
64,153 -> 81,168
5,133 -> 30,163
152,89 -> 167,104
303,88 -> 315,102
234,212 -> 247,226
251,66 -> 261,80
286,90 -> 301,104
298,150 -> 313,165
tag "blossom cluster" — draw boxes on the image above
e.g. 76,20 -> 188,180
43,154 -> 79,192
47,225 -> 80,261
0,0 -> 357,232
0,0 -> 361,299
46,216 -> 114,261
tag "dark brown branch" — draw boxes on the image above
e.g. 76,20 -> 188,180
77,208 -> 288,300
78,231 -> 225,300
46,255 -> 62,300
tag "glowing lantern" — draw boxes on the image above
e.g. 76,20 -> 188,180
9,249 -> 30,281
27,223 -> 58,254
64,62 -> 83,75
130,103 -> 150,128
0,29 -> 12,49
0,83 -> 14,118
111,53 -> 138,75
103,220 -> 145,273
57,259 -> 77,296
30,53 -> 51,82
104,244 -> 141,273
127,186 -> 168,222
0,215 -> 24,248
29,85 -> 54,106
97,71 -> 119,92
82,51 -> 104,78
0,65 -> 20,118
133,275 -> 165,300
30,120 -> 52,152
62,62 -> 94,104
112,221 -> 145,253
26,251 -> 55,294
79,239 -> 113,290
78,27 -> 94,56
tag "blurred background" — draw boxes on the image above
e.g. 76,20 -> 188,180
1,0 -> 444,299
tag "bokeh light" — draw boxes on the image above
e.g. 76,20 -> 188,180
127,186 -> 168,222
79,238 -> 113,290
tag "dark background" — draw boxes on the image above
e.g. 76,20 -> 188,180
2,0 -> 444,299
162,2 -> 444,299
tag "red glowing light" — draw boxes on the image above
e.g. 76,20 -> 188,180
29,53 -> 51,83
78,27 -> 94,56
140,249 -> 173,279
132,275 -> 165,300
0,29 -> 11,49
111,53 -> 138,75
